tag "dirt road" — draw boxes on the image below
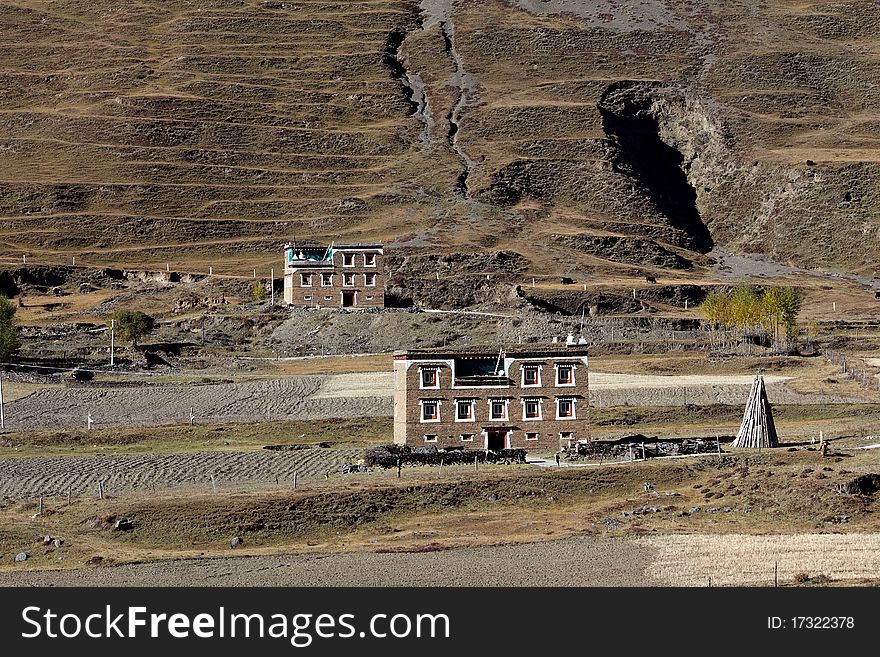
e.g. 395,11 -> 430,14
2,531 -> 876,587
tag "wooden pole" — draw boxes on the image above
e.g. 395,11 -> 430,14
474,454 -> 478,472
0,370 -> 5,430
774,561 -> 779,587
67,486 -> 71,506
293,470 -> 298,489
397,458 -> 402,478
38,496 -> 43,517
98,480 -> 104,500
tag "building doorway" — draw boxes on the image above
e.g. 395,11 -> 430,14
485,428 -> 508,451
341,290 -> 357,308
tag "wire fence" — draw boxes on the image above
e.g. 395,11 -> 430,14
823,349 -> 880,391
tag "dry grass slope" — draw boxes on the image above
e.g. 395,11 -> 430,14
1,0 -> 879,279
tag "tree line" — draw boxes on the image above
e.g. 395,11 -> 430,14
701,284 -> 801,348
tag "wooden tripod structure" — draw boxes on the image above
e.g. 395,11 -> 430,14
732,375 -> 779,449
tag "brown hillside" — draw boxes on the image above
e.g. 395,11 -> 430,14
1,0 -> 878,277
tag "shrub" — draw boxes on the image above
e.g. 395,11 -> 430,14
0,295 -> 20,362
111,310 -> 155,347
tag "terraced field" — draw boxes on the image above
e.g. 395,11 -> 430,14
3,375 -> 393,430
2,0 -> 880,279
0,448 -> 364,498
1,369 -> 861,433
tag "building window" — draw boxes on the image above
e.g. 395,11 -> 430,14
489,399 -> 508,421
324,295 -> 332,301
460,433 -> 474,442
420,368 -> 439,389
560,431 -> 574,443
556,364 -> 575,386
525,432 -> 539,441
364,253 -> 376,267
343,273 -> 355,287
522,398 -> 542,421
300,273 -> 312,287
304,295 -> 312,301
364,273 -> 376,287
424,434 -> 438,443
522,365 -> 541,387
365,295 -> 373,301
455,399 -> 475,421
321,273 -> 333,286
556,398 -> 576,419
343,253 -> 355,267
420,400 -> 440,423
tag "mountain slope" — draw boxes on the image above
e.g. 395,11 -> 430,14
1,0 -> 878,277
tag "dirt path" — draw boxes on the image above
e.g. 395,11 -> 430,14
0,448 -> 363,499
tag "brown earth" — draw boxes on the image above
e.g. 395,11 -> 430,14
1,0 -> 880,283
3,446 -> 880,585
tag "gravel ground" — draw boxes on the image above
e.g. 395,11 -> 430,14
0,535 -> 659,587
0,448 -> 364,498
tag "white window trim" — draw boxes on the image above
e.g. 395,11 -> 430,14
559,432 -> 575,443
555,397 -> 577,420
525,432 -> 539,441
424,434 -> 438,443
521,365 -> 542,388
300,274 -> 312,287
488,398 -> 509,422
342,253 -> 356,268
419,399 -> 441,423
460,433 -> 474,442
321,274 -> 333,287
364,254 -> 377,267
304,295 -> 312,301
454,399 -> 476,422
554,363 -> 576,387
364,273 -> 377,287
343,273 -> 356,287
521,398 -> 543,421
419,367 -> 440,390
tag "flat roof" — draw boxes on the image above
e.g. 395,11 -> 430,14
394,345 -> 589,359
331,243 -> 384,250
